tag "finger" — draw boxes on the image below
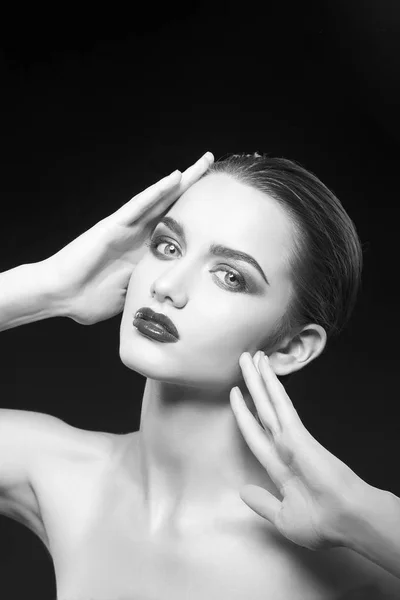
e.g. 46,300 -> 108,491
239,352 -> 281,437
114,151 -> 214,226
178,151 -> 214,192
112,169 -> 183,225
259,354 -> 303,429
230,387 -> 289,487
140,151 -> 214,224
239,484 -> 281,527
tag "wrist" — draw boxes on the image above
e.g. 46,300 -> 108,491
339,483 -> 393,550
34,259 -> 71,319
337,483 -> 400,580
323,479 -> 377,549
0,261 -> 70,332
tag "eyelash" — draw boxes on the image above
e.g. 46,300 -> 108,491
144,236 -> 249,293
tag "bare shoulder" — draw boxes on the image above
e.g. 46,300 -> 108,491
0,408 -> 116,553
0,408 -> 115,471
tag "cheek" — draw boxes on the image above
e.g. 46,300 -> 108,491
126,270 -> 138,296
187,308 -> 259,356
210,308 -> 283,357
126,260 -> 151,299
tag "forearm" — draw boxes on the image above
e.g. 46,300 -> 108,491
342,484 -> 400,580
0,261 -> 67,332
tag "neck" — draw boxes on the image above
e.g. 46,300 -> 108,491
132,377 -> 281,536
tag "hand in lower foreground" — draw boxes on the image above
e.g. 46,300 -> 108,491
230,351 -> 369,551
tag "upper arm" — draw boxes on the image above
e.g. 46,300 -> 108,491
0,408 -> 77,548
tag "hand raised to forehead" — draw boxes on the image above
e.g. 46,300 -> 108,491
111,151 -> 214,227
43,152 -> 214,325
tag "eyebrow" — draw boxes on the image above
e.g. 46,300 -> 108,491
153,216 -> 270,286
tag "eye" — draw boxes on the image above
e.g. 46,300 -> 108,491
212,267 -> 248,292
145,235 -> 249,293
145,236 -> 180,257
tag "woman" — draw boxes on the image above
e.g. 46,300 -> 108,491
1,151 -> 399,599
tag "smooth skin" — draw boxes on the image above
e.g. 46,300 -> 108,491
234,351 -> 370,550
0,152 -> 214,333
44,152 -> 215,326
234,350 -> 400,581
1,151 -> 400,599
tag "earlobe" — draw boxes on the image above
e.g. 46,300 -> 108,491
268,324 -> 327,377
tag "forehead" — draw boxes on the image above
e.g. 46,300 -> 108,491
166,173 -> 295,279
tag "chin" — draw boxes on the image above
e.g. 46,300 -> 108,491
118,337 -> 170,380
119,337 -> 148,374
119,344 -> 136,372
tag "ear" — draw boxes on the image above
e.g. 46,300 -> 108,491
266,324 -> 327,376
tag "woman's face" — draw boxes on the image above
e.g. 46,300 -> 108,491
119,173 -> 295,392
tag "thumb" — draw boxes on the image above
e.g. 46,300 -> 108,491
240,484 -> 281,526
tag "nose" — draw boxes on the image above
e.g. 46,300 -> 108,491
150,261 -> 193,306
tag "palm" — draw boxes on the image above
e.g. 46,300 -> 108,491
275,479 -> 323,550
231,351 -> 368,551
46,220 -> 147,324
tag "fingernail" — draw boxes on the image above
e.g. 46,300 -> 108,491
203,151 -> 214,162
233,386 -> 243,398
169,169 -> 181,178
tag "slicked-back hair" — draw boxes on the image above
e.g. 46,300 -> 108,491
204,152 -> 363,349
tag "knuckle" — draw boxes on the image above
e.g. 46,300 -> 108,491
275,432 -> 296,463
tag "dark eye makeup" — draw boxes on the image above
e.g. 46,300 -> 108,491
145,235 -> 250,293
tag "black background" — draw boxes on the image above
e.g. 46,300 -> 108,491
0,2 -> 399,598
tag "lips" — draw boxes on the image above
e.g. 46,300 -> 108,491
134,307 -> 179,339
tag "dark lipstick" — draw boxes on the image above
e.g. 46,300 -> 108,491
133,307 -> 179,343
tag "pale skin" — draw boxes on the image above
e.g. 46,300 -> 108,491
233,351 -> 378,550
233,351 -> 400,582
117,170 -> 329,536
1,151 -> 400,599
